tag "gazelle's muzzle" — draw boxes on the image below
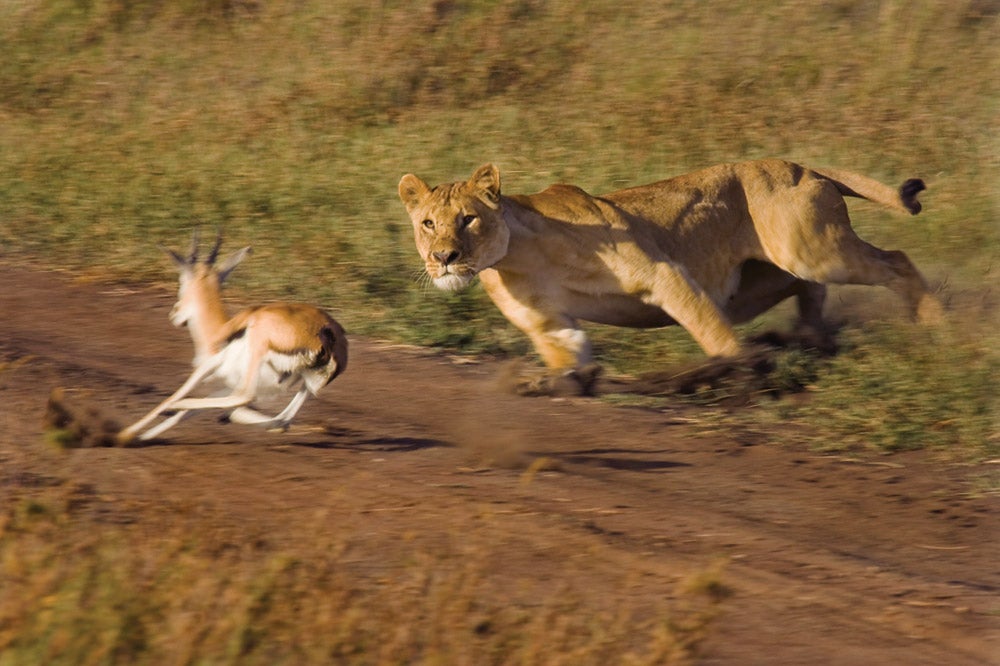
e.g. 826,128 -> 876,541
169,304 -> 188,327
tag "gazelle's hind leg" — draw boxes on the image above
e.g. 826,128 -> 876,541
226,406 -> 272,424
227,387 -> 311,431
170,392 -> 256,411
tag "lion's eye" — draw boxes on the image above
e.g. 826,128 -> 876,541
421,219 -> 434,231
460,214 -> 477,229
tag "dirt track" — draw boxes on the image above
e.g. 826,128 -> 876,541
1,264 -> 997,664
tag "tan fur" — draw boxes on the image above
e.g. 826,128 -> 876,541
399,159 -> 941,372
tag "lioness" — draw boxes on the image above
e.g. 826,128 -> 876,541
398,159 -> 941,382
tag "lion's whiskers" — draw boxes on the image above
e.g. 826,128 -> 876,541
411,268 -> 434,291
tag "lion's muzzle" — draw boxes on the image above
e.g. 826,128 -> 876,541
425,249 -> 476,291
432,272 -> 473,291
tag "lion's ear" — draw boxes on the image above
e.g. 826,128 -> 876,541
470,164 -> 501,208
399,174 -> 431,211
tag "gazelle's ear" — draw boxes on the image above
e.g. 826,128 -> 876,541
217,246 -> 252,283
469,164 -> 501,208
398,174 -> 432,211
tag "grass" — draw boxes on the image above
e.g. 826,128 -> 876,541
0,483 -> 723,665
1,1 -> 996,461
1,4 -> 998,660
742,314 -> 998,456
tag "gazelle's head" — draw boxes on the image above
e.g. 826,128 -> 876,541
162,230 -> 252,328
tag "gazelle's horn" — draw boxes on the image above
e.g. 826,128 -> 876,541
160,243 -> 187,268
188,228 -> 201,265
206,227 -> 224,266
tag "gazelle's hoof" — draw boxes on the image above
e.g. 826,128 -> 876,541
116,432 -> 137,447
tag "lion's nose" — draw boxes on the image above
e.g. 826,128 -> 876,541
432,250 -> 460,266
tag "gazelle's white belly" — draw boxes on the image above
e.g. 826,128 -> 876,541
209,339 -> 317,396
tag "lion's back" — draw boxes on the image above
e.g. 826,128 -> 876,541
510,184 -> 615,228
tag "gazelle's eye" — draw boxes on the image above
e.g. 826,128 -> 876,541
421,219 -> 434,230
460,214 -> 477,229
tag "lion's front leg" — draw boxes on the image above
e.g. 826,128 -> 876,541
502,322 -> 596,396
480,270 -> 592,370
480,271 -> 598,394
526,324 -> 592,370
519,324 -> 601,396
645,262 -> 742,358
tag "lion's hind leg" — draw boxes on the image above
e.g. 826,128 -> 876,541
870,247 -> 943,324
725,260 -> 825,326
755,177 -> 941,324
782,233 -> 940,324
725,261 -> 835,352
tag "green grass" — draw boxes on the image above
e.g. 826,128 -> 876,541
745,315 -> 998,456
1,0 -> 997,459
1,4 -> 998,662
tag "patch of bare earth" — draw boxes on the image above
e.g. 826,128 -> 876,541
1,264 -> 997,664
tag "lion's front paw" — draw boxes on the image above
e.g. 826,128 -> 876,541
497,362 -> 603,397
556,364 -> 603,397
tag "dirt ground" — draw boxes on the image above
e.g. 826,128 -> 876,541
1,263 -> 997,664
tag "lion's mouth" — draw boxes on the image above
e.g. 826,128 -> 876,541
427,263 -> 476,291
433,273 -> 473,291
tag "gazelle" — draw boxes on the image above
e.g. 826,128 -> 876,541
117,231 -> 347,444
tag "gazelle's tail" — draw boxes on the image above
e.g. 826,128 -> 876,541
317,322 -> 348,386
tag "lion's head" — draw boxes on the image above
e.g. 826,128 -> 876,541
398,164 -> 510,291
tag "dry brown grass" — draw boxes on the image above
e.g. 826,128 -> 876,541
0,480 -> 724,665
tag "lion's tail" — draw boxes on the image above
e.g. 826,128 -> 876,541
811,166 -> 925,216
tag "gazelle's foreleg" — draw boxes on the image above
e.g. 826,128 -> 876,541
169,392 -> 256,411
168,343 -> 264,412
135,409 -> 192,441
117,355 -> 224,444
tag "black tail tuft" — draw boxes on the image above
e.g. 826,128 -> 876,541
900,178 -> 926,215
